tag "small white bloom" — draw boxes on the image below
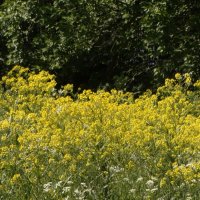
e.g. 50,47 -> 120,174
74,188 -> 80,194
151,188 -> 158,193
180,183 -> 185,188
109,166 -> 124,173
136,177 -> 143,183
146,180 -> 154,188
151,176 -> 158,181
55,181 -> 63,188
157,198 -> 165,200
62,186 -> 71,193
186,193 -> 192,200
191,179 -> 197,183
81,182 -> 87,188
56,106 -> 62,113
43,182 -> 52,192
129,188 -> 136,194
67,180 -> 73,185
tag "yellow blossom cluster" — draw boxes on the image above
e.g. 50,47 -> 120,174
0,67 -> 199,199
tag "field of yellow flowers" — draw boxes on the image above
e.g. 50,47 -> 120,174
0,66 -> 200,200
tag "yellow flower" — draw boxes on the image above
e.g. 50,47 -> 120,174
11,174 -> 21,184
0,67 -> 199,198
175,73 -> 182,80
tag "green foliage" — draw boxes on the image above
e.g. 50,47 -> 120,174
0,0 -> 200,92
142,0 -> 200,80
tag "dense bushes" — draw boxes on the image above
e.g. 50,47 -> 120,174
0,66 -> 199,199
0,1 -> 200,91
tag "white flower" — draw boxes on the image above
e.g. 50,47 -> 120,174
129,188 -> 136,194
43,182 -> 52,192
151,176 -> 158,182
62,186 -> 71,193
67,180 -> 73,185
55,181 -> 63,188
56,106 -> 62,113
186,193 -> 192,200
109,166 -> 124,173
136,177 -> 143,183
74,188 -> 80,195
151,188 -> 158,193
81,182 -> 87,188
191,179 -> 197,183
146,180 -> 154,188
157,197 -> 165,200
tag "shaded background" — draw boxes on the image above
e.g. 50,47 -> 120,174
0,0 -> 200,94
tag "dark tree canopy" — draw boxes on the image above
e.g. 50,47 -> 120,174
0,0 -> 200,92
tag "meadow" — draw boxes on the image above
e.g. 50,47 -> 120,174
0,66 -> 200,199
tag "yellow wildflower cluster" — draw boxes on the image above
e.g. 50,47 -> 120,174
0,67 -> 199,199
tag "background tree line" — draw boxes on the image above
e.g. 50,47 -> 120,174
0,0 -> 200,93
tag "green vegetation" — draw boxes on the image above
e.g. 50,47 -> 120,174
0,2 -> 200,198
0,0 -> 200,92
0,66 -> 200,199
